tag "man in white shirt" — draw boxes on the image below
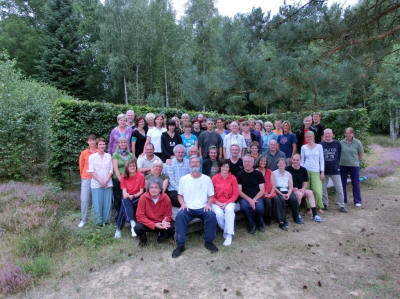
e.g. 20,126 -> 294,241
137,143 -> 161,175
172,156 -> 218,258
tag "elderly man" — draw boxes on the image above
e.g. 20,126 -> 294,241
321,128 -> 347,212
172,156 -> 218,258
237,155 -> 266,234
135,177 -> 173,246
263,139 -> 286,171
126,110 -> 135,129
137,143 -> 161,175
198,119 -> 223,159
163,144 -> 190,207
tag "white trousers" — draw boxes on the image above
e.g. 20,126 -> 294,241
212,203 -> 236,236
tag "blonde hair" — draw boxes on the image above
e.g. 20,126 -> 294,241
145,113 -> 155,122
117,114 -> 127,121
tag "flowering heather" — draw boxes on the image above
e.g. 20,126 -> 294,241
362,147 -> 400,179
0,263 -> 32,295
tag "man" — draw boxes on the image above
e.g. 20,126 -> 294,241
263,139 -> 286,171
126,110 -> 135,129
197,113 -> 205,123
296,115 -> 317,151
313,112 -> 325,143
228,144 -> 244,178
191,118 -> 202,138
237,155 -> 266,234
321,128 -> 347,212
172,156 -> 218,258
202,146 -> 221,177
135,177 -> 173,246
198,119 -> 223,159
163,144 -> 190,207
286,154 -> 322,222
273,119 -> 282,136
137,143 -> 161,175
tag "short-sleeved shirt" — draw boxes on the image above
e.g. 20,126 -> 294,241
277,133 -> 297,158
181,133 -> 198,158
147,127 -> 167,153
321,140 -> 341,175
88,152 -> 113,189
198,131 -> 223,158
178,174 -> 214,209
228,159 -> 244,178
131,129 -> 147,158
112,151 -> 135,178
145,173 -> 169,183
163,158 -> 190,191
261,131 -> 278,153
237,169 -> 264,198
120,172 -> 146,195
286,166 -> 308,189
264,150 -> 286,171
340,138 -> 364,167
137,154 -> 161,172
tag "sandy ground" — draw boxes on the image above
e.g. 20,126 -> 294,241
23,146 -> 400,299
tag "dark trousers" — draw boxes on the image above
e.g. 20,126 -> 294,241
239,198 -> 265,229
273,193 -> 299,223
116,197 -> 139,230
134,222 -> 174,242
340,166 -> 362,204
112,178 -> 122,213
263,198 -> 272,224
167,190 -> 181,207
175,208 -> 217,247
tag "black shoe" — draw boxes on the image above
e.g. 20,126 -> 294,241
248,225 -> 256,234
340,207 -> 348,213
258,226 -> 265,232
279,223 -> 288,231
172,246 -> 185,258
204,242 -> 218,253
323,205 -> 328,211
138,235 -> 147,247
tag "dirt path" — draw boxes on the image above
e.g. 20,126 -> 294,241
26,146 -> 400,299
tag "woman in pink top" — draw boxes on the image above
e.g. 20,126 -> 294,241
211,159 -> 239,246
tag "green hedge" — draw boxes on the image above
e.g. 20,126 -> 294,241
48,98 -> 370,183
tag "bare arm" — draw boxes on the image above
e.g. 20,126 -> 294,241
162,179 -> 169,193
238,184 -> 252,202
292,144 -> 297,157
112,159 -> 121,179
253,183 -> 265,202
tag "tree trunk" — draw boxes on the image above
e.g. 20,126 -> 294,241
163,55 -> 169,107
149,54 -> 153,93
313,86 -> 317,107
136,64 -> 139,102
123,75 -> 128,105
265,97 -> 269,114
395,106 -> 399,139
389,107 -> 395,140
202,104 -> 206,112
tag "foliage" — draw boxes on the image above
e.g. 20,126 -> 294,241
76,223 -> 116,248
0,263 -> 32,295
0,53 -> 72,179
48,98 -> 370,182
22,255 -> 51,281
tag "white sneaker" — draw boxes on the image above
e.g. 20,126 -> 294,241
114,229 -> 121,239
78,221 -> 85,228
131,225 -> 137,238
223,235 -> 232,246
355,203 -> 362,207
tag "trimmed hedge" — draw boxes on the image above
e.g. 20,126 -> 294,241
48,98 -> 370,183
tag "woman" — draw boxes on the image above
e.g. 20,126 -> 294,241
115,159 -> 145,239
255,156 -> 275,224
88,137 -> 113,225
172,116 -> 184,135
241,121 -> 257,154
212,159 -> 239,246
250,141 -> 260,160
145,113 -> 155,130
131,116 -> 147,158
277,121 -> 297,160
255,120 -> 264,136
112,137 -> 135,215
215,118 -> 227,140
146,114 -> 167,158
340,127 -> 364,207
200,119 -> 207,131
300,131 -> 325,211
223,121 -> 247,159
161,120 -> 183,162
261,121 -> 278,154
181,113 -> 190,126
191,118 -> 202,138
271,158 -> 302,230
145,160 -> 169,193
224,119 -> 232,133
108,114 -> 133,155
181,122 -> 198,158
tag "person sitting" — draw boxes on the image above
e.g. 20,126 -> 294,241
135,177 -> 173,246
250,141 -> 260,160
271,158 -> 302,231
227,144 -> 244,178
114,159 -> 145,239
263,139 -> 286,171
187,145 -> 203,173
286,154 -> 322,222
255,156 -> 275,225
145,160 -> 169,193
172,156 -> 218,258
163,144 -> 190,207
202,145 -> 221,178
211,159 -> 239,246
261,121 -> 277,154
137,143 -> 161,175
237,155 -> 266,234
161,119 -> 182,162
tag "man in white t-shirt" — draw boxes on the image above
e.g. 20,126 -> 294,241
172,156 -> 218,258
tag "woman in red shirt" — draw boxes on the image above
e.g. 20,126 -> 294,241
115,159 -> 145,239
211,159 -> 239,247
255,156 -> 276,225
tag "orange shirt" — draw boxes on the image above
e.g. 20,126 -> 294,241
273,129 -> 282,136
79,148 -> 97,179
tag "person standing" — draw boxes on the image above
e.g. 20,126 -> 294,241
161,120 -> 182,162
227,144 -> 244,178
261,121 -> 278,154
108,114 -> 133,155
131,116 -> 147,158
312,112 -> 325,143
146,114 -> 167,158
321,129 -> 347,212
126,110 -> 135,129
215,118 -> 227,140
277,121 -> 297,161
181,122 -> 198,158
78,134 -> 97,228
198,119 -> 223,159
296,115 -> 317,152
88,138 -> 113,225
340,127 -> 364,207
273,119 -> 283,136
172,156 -> 218,258
191,118 -> 202,138
223,121 -> 247,159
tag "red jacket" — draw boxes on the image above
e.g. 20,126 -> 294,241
136,192 -> 172,230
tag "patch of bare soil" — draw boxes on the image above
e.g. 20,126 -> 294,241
26,146 -> 400,299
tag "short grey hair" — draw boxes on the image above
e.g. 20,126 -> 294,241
173,144 -> 185,154
146,177 -> 163,192
242,154 -> 254,162
189,155 -> 201,163
151,159 -> 163,174
117,113 -> 127,121
264,121 -> 273,127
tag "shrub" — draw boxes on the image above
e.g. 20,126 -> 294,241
76,223 -> 116,249
0,263 -> 32,295
48,98 -> 370,183
22,255 -> 51,281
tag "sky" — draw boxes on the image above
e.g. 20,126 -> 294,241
171,0 -> 360,20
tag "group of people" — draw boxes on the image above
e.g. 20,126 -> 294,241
78,109 -> 364,258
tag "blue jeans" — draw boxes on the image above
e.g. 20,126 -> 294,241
175,208 -> 217,247
239,198 -> 265,228
116,197 -> 139,230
